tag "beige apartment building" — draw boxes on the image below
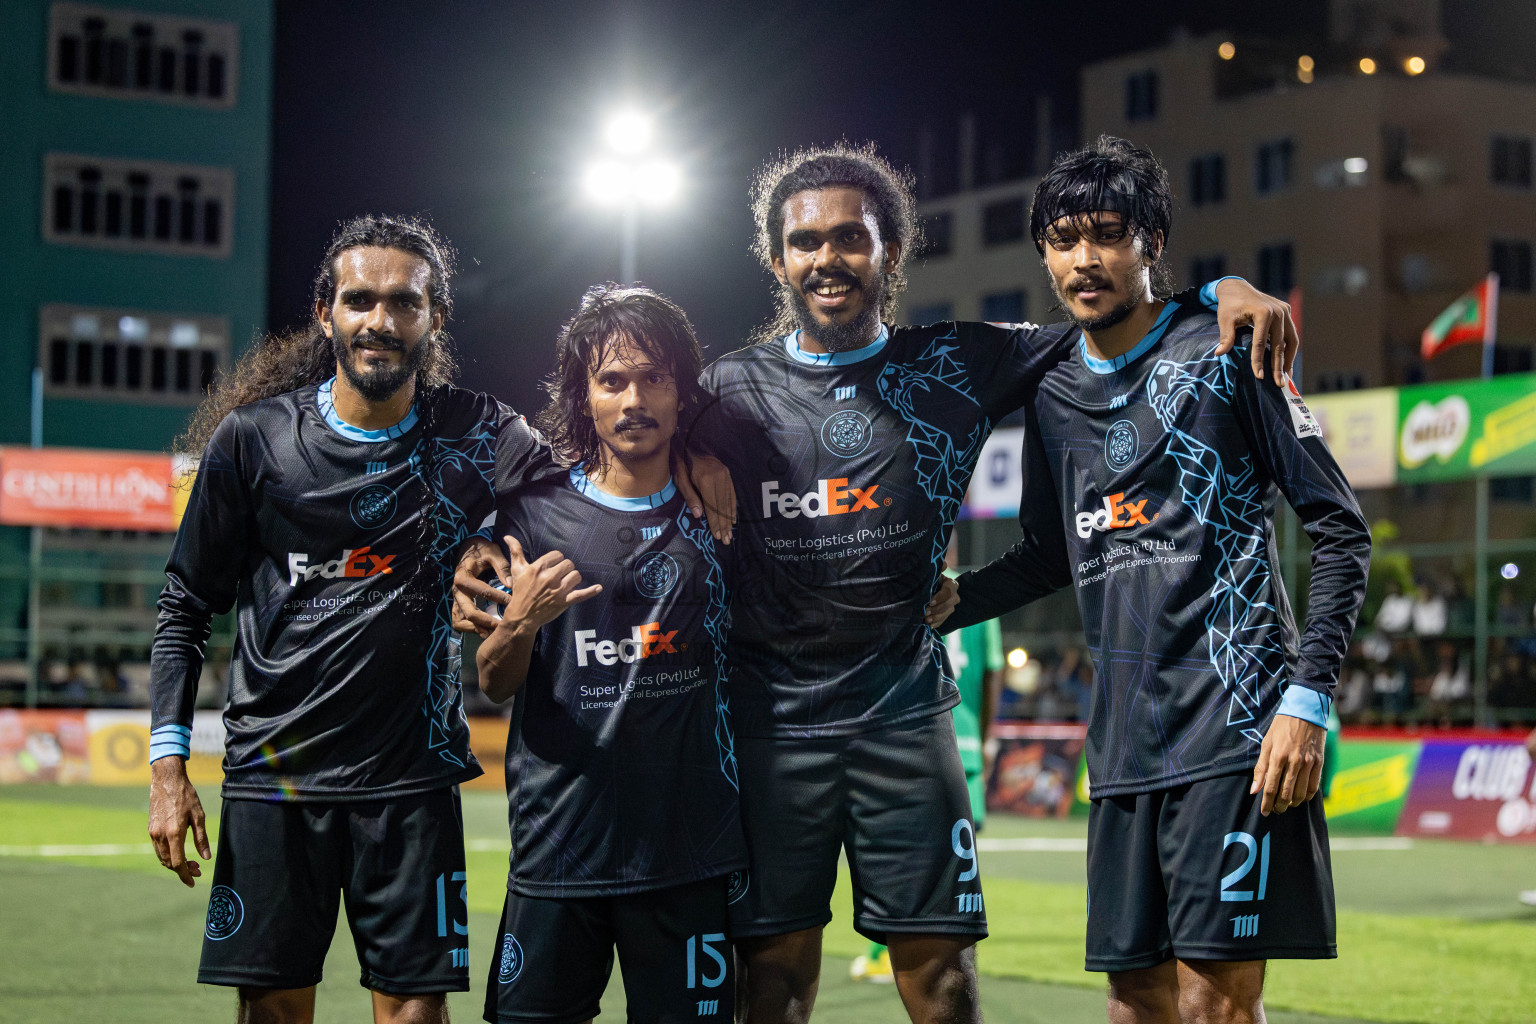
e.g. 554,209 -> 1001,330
903,12 -> 1536,393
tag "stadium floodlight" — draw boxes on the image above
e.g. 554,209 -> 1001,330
604,111 -> 653,155
1218,41 -> 1235,60
583,106 -> 683,282
1007,647 -> 1029,669
1359,57 -> 1377,75
1343,157 -> 1368,174
1502,562 -> 1519,580
1405,56 -> 1426,76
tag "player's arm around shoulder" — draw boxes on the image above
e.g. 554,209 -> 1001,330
476,535 -> 602,703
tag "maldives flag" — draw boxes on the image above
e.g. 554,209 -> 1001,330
1421,273 -> 1499,361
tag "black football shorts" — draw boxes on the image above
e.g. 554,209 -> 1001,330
483,876 -> 733,1024
1085,770 -> 1337,972
197,787 -> 470,994
729,711 -> 986,945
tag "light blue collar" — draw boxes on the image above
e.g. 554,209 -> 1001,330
784,324 -> 889,366
570,466 -> 677,511
1078,301 -> 1182,375
316,377 -> 419,441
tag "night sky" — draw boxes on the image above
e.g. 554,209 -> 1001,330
265,0 -> 1513,417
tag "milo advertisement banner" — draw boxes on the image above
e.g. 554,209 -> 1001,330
1396,371 -> 1536,484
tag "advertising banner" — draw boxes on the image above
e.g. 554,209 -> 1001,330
0,709 -> 90,783
960,427 -> 1024,520
1321,739 -> 1421,833
1308,389 -> 1399,490
986,722 -> 1085,817
0,446 -> 196,531
1395,372 -> 1536,484
1397,737 -> 1536,843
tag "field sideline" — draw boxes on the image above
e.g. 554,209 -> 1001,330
1,785 -> 1532,1024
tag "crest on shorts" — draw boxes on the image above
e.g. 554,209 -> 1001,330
498,932 -> 524,984
726,870 -> 750,905
1104,419 -> 1139,471
821,410 -> 873,458
634,551 -> 679,598
204,885 -> 244,941
349,484 -> 398,529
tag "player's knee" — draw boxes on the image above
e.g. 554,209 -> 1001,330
1107,969 -> 1178,1023
889,940 -> 980,1024
1175,969 -> 1264,1024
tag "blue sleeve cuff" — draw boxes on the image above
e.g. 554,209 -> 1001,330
149,724 -> 192,763
1198,275 -> 1245,310
1276,686 -> 1332,729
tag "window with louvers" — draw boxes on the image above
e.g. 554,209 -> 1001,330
49,3 -> 239,108
39,304 -> 228,405
45,154 -> 234,258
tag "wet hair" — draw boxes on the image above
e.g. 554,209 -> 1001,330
748,142 -> 920,341
537,284 -> 707,471
176,213 -> 459,457
1029,135 -> 1174,296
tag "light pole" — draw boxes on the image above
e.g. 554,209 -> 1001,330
583,110 -> 681,285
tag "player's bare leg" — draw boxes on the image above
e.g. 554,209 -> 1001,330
370,989 -> 449,1024
1107,964 -> 1178,1024
236,985 -> 315,1024
887,934 -> 981,1024
738,927 -> 822,1024
1174,959 -> 1265,1024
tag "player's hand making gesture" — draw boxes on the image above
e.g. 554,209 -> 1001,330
148,756 -> 211,887
475,536 -> 601,702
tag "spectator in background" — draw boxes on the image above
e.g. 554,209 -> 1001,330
1412,582 -> 1447,637
1520,728 -> 1536,908
1375,580 -> 1414,635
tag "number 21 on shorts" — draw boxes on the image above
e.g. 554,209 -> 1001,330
1219,831 -> 1270,902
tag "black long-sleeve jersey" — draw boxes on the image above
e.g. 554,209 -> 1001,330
495,470 -> 746,897
693,288 -> 1224,739
947,306 -> 1371,797
150,379 -> 558,800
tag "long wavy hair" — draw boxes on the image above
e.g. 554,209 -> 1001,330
748,141 -> 921,344
537,283 -> 707,472
175,213 -> 459,457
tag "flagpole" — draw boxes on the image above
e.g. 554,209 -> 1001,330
1481,271 -> 1500,380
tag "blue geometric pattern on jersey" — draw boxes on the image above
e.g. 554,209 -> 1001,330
877,331 -> 990,575
1146,352 -> 1281,745
675,507 -> 739,792
411,422 -> 499,768
877,331 -> 989,685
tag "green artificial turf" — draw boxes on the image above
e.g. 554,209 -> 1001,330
3,787 -> 1533,1024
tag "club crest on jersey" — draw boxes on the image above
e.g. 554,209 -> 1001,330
349,484 -> 398,529
1104,419 -> 1140,471
204,885 -> 244,941
821,409 -> 873,457
1075,492 -> 1155,539
575,621 -> 678,667
761,478 -> 881,519
634,551 -> 679,596
287,547 -> 396,586
726,870 -> 750,905
498,932 -> 524,984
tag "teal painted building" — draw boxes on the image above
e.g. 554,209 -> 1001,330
0,1 -> 270,683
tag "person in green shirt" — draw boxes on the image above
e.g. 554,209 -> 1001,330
852,545 -> 1004,983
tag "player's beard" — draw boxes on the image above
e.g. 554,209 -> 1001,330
784,271 -> 886,353
333,329 -> 429,401
1055,266 -> 1145,334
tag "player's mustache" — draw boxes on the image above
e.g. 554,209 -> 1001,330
803,270 -> 860,292
350,331 -> 406,351
614,415 -> 659,431
1067,275 -> 1112,293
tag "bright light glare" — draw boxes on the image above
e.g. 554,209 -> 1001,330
604,112 -> 653,155
1359,57 -> 1377,74
1218,41 -> 1235,60
1298,55 -> 1315,72
1405,56 -> 1426,75
583,158 -> 682,205
1344,157 -> 1368,173
1007,647 -> 1029,669
1502,562 -> 1519,580
1298,68 -> 1314,84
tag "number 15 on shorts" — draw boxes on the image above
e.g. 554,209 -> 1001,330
685,933 -> 728,989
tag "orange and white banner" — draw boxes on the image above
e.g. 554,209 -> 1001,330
0,446 -> 195,531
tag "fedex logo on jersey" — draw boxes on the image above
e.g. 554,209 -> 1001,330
761,478 -> 880,519
575,621 -> 678,667
287,547 -> 396,586
1074,492 -> 1156,539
